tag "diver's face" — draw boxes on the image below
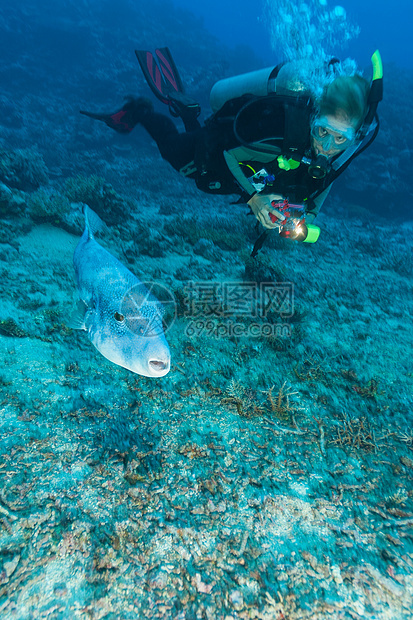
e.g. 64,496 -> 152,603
311,114 -> 357,158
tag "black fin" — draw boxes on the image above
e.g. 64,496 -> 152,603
155,47 -> 184,94
80,108 -> 134,134
135,48 -> 179,104
80,96 -> 153,134
135,47 -> 201,127
168,91 -> 201,121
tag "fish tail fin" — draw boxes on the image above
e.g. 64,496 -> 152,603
83,205 -> 105,239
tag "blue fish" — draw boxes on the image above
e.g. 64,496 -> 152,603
69,206 -> 171,377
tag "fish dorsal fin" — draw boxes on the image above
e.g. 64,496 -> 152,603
84,205 -> 105,240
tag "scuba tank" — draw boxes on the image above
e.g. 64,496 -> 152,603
209,60 -> 313,113
210,66 -> 279,113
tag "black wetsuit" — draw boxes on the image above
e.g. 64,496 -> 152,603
137,104 -> 241,195
137,93 -> 341,212
83,91 -> 377,219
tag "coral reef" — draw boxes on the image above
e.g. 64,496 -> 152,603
63,175 -> 137,225
27,187 -> 71,223
0,1 -> 412,618
0,148 -> 48,191
0,182 -> 25,216
164,214 -> 248,252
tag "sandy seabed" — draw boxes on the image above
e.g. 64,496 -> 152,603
0,181 -> 412,619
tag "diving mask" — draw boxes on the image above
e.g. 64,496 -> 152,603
311,116 -> 356,151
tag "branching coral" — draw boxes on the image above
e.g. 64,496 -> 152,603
331,412 -> 388,453
265,381 -> 304,422
221,379 -> 264,418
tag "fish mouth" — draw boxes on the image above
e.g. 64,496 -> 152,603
149,359 -> 170,375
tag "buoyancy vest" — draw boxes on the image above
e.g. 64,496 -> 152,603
193,93 -> 328,202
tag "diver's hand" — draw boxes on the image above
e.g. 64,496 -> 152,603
304,212 -> 316,225
247,193 -> 284,229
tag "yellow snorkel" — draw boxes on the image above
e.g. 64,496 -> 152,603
371,49 -> 383,82
359,50 -> 383,138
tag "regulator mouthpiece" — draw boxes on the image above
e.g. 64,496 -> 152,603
308,154 -> 329,179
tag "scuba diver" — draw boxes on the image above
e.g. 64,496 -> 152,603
80,47 -> 383,254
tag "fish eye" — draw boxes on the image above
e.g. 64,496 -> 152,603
114,312 -> 125,322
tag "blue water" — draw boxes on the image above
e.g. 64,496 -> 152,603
172,0 -> 412,69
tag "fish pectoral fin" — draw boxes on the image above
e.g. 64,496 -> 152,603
67,299 -> 89,330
